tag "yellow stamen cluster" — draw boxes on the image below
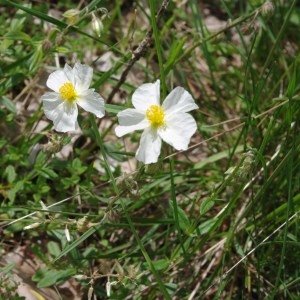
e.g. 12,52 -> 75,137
146,105 -> 166,128
59,82 -> 77,102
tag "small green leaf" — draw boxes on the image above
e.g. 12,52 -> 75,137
176,206 -> 190,232
165,282 -> 178,294
56,46 -> 71,53
32,268 -> 47,282
197,218 -> 217,235
4,30 -> 32,43
1,96 -> 17,114
169,201 -> 190,232
0,263 -> 15,274
71,158 -> 82,169
71,158 -> 87,174
62,136 -> 72,146
165,37 -> 186,74
4,165 -> 16,183
34,152 -> 47,166
47,241 -> 61,258
29,46 -> 43,73
200,198 -> 215,215
35,268 -> 76,288
147,259 -> 170,271
8,181 -> 24,202
40,168 -> 58,179
40,185 -> 50,193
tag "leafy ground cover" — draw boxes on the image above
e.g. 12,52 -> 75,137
0,0 -> 300,299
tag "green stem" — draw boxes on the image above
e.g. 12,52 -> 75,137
169,157 -> 186,255
149,0 -> 167,99
90,114 -> 119,194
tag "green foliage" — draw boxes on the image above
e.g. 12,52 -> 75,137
32,267 -> 77,288
0,0 -> 300,299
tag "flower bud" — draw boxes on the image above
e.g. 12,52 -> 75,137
241,21 -> 259,35
106,280 -> 111,297
55,33 -> 65,46
65,225 -> 71,242
42,40 -> 52,52
63,9 -> 80,24
24,222 -> 41,230
116,173 -> 139,195
91,12 -> 104,37
76,216 -> 89,232
107,209 -> 120,223
261,1 -> 275,18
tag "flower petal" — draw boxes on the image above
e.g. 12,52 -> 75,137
76,90 -> 105,118
117,108 -> 146,126
41,91 -> 61,105
132,80 -> 160,112
46,64 -> 76,93
162,87 -> 198,115
63,63 -> 75,82
73,62 -> 93,91
42,93 -> 78,132
46,69 -> 69,92
115,109 -> 148,137
54,102 -> 78,132
42,92 -> 63,120
136,127 -> 162,164
158,113 -> 197,150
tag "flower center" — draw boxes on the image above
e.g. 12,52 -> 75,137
146,105 -> 166,128
59,82 -> 78,102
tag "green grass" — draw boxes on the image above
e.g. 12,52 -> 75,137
1,0 -> 300,299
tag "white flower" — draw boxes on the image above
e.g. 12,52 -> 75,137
115,80 -> 198,164
41,62 -> 105,132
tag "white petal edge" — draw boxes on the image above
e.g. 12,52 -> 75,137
136,127 -> 162,164
76,90 -> 105,118
131,80 -> 160,112
162,87 -> 198,115
41,92 -> 61,105
115,121 -> 148,137
115,109 -> 148,137
43,98 -> 78,132
73,62 -> 93,92
158,113 -> 197,150
63,63 -> 75,82
46,69 -> 70,92
42,92 -> 63,119
117,108 -> 146,126
46,64 -> 76,92
53,102 -> 78,132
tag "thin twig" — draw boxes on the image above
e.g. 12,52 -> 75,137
107,0 -> 170,103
